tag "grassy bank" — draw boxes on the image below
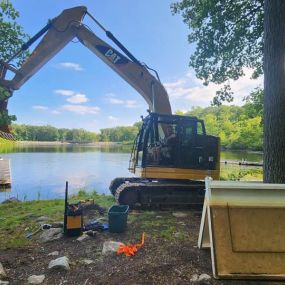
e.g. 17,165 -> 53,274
0,190 -> 189,250
220,167 -> 263,181
0,137 -> 16,153
0,190 -> 115,249
0,168 -> 262,249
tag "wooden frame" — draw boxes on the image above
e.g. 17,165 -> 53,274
199,177 -> 285,279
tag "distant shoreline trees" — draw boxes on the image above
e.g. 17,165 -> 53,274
11,96 -> 263,150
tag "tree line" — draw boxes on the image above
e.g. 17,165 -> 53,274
11,90 -> 263,150
179,88 -> 263,151
11,124 -> 141,143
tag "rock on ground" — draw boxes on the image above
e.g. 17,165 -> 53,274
50,222 -> 63,228
36,216 -> 50,222
39,228 -> 63,243
190,274 -> 199,282
0,281 -> 9,285
48,256 -> 70,271
190,273 -> 211,284
76,233 -> 89,242
102,241 -> 124,255
0,263 -> 7,278
172,212 -> 188,218
81,259 -> 95,265
27,274 -> 45,284
198,273 -> 211,281
47,251 -> 59,256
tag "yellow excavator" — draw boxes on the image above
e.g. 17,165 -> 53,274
0,6 -> 220,208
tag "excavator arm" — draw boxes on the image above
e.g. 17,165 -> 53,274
0,6 -> 171,137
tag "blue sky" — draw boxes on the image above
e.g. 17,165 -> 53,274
7,0 -> 261,132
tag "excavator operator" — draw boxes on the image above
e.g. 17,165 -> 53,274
160,125 -> 178,164
164,125 -> 177,145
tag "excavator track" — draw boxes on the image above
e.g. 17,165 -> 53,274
110,178 -> 205,209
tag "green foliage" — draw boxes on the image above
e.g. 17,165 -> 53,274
10,99 -> 263,150
11,123 -> 141,143
0,136 -> 15,153
243,87 -> 264,118
0,86 -> 10,101
171,0 -> 264,104
99,125 -> 139,142
180,100 -> 263,150
12,124 -> 99,142
221,167 -> 263,181
0,1 -> 29,127
0,109 -> 16,125
0,87 -> 16,127
0,0 -> 29,65
133,120 -> 143,130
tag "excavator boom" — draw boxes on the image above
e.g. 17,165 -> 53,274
0,6 -> 171,136
0,6 -> 220,209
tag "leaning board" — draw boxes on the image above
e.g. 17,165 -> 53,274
199,178 -> 285,279
0,159 -> 11,186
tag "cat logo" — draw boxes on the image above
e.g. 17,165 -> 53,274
105,49 -> 121,64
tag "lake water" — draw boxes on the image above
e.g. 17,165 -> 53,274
0,144 -> 263,202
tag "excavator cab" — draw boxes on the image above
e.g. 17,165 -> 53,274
110,112 -> 220,208
129,113 -> 220,180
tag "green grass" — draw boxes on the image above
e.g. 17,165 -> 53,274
128,211 -> 185,241
0,137 -> 16,153
220,167 -> 263,181
0,191 -> 115,249
0,167 -> 264,249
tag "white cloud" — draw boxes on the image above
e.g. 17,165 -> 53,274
164,69 -> 262,108
108,116 -> 119,122
109,98 -> 124,105
105,94 -> 140,108
57,62 -> 83,71
54,89 -> 90,104
105,93 -> 116,98
126,100 -> 139,108
66,94 -> 88,104
61,104 -> 100,115
32,105 -> 48,110
52,110 -> 61,115
54,89 -> 75,96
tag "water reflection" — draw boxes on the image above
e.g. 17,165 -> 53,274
0,143 -> 263,202
0,142 -> 132,153
221,150 -> 263,163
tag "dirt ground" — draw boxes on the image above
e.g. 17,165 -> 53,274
1,208 -> 285,285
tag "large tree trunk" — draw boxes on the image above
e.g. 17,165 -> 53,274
264,0 -> 285,183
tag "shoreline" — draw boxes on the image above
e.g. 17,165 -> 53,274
14,141 -> 263,152
16,141 -> 121,146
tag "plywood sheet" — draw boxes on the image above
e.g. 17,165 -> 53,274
229,207 -> 285,252
202,178 -> 285,279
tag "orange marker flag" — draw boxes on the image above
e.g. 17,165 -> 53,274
117,233 -> 145,257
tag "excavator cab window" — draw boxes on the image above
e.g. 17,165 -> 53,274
144,117 -> 160,165
157,122 -> 179,166
136,118 -> 149,167
137,113 -> 218,171
142,114 -> 180,167
197,121 -> 205,135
